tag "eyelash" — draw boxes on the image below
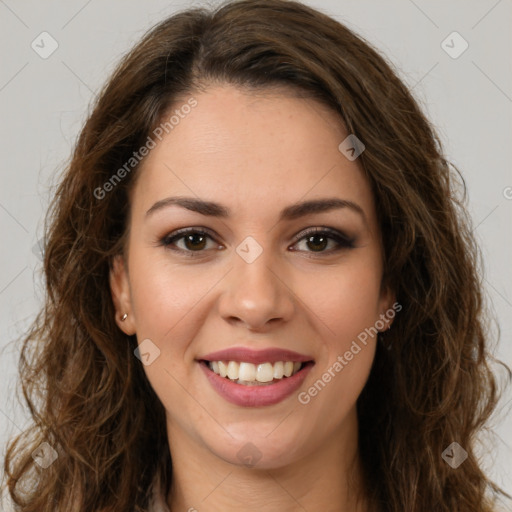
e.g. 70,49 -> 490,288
159,226 -> 355,258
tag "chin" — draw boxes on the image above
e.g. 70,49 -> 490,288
203,421 -> 309,470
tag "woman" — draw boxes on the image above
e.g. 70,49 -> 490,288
3,0 -> 510,511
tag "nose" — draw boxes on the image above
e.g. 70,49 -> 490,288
217,243 -> 295,332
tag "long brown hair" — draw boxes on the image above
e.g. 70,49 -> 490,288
3,1 -> 510,510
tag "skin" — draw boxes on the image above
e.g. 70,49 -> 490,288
110,84 -> 394,512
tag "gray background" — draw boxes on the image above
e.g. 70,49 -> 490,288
1,0 -> 511,506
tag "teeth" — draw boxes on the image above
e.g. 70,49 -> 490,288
239,362 -> 256,381
218,361 -> 227,378
256,362 -> 274,382
273,361 -> 284,379
207,360 -> 305,384
226,361 -> 239,380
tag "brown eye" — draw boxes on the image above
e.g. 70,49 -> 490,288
181,232 -> 208,251
304,233 -> 329,252
161,229 -> 218,254
291,227 -> 355,254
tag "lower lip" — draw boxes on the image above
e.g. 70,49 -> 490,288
199,361 -> 314,407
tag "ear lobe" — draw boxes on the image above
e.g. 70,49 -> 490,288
379,285 -> 397,331
109,254 -> 136,335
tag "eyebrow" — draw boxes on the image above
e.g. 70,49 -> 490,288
145,196 -> 367,223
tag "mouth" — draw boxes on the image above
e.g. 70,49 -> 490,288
197,347 -> 315,407
199,359 -> 314,386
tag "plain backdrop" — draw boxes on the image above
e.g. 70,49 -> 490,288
1,0 -> 511,507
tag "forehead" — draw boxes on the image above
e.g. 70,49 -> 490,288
131,85 -> 376,224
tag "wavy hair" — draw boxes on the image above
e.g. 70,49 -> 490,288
3,0 -> 510,510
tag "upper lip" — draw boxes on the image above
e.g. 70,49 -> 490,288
199,347 -> 314,365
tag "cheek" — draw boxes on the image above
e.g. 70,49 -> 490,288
126,252 -> 209,415
125,250 -> 219,413
295,264 -> 381,426
299,255 -> 382,385
128,251 -> 209,339
302,256 -> 384,341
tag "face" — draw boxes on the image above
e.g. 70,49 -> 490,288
110,84 -> 394,470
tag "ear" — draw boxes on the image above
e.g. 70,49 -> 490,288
377,283 -> 397,332
109,254 -> 136,335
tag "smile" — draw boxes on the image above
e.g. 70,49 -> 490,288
198,347 -> 315,407
207,360 -> 304,385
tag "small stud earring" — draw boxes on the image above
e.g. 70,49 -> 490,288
120,313 -> 128,321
